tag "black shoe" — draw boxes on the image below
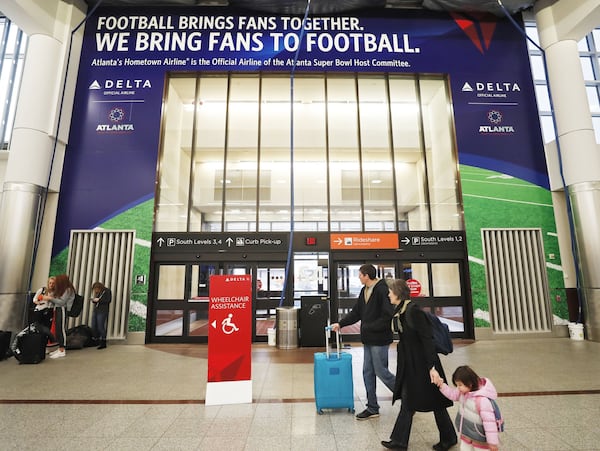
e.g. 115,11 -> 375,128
381,440 -> 407,450
355,408 -> 379,420
97,340 -> 107,349
432,440 -> 458,451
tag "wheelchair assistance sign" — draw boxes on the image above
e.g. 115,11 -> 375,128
205,274 -> 252,405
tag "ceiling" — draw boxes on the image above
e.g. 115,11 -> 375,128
83,0 -> 538,17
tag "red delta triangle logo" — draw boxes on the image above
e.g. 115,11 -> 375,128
450,12 -> 497,54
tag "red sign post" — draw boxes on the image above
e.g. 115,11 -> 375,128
205,274 -> 252,405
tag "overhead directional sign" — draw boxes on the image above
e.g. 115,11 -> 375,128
330,233 -> 399,250
398,231 -> 466,251
152,232 -> 289,253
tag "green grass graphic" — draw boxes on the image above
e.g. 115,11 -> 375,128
461,165 -> 567,325
50,199 -> 153,332
50,165 -> 568,334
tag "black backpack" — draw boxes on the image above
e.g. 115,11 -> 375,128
68,293 -> 84,317
403,303 -> 453,355
66,325 -> 95,349
425,311 -> 453,355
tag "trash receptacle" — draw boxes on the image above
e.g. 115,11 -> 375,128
276,307 -> 299,349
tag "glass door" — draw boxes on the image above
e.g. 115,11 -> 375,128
254,263 -> 286,341
334,261 -> 397,339
152,262 -> 220,343
331,258 -> 469,342
187,263 -> 218,339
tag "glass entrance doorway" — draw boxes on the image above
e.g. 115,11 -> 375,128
148,247 -> 472,342
147,249 -> 332,343
332,257 -> 471,341
149,260 -> 287,343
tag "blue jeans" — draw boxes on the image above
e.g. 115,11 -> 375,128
92,311 -> 109,340
363,344 -> 396,413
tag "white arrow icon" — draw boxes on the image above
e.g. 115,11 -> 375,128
226,237 -> 233,247
211,320 -> 217,329
157,237 -> 165,247
401,237 -> 410,245
334,237 -> 343,245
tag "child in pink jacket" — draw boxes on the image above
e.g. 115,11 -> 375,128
433,365 -> 500,451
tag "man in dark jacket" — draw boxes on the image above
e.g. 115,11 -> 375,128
331,264 -> 395,420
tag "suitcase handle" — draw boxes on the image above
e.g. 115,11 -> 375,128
324,326 -> 341,359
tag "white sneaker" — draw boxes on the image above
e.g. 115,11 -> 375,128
49,349 -> 66,359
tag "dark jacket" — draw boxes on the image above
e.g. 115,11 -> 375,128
392,300 -> 453,412
339,279 -> 394,346
93,289 -> 112,313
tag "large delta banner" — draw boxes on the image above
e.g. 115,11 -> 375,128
53,6 -> 545,253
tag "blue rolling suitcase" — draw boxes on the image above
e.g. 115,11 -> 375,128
314,328 -> 354,414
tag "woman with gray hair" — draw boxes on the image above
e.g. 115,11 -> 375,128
382,279 -> 457,450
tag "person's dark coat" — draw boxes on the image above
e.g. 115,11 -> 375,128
339,279 -> 394,346
392,300 -> 452,412
93,288 -> 112,313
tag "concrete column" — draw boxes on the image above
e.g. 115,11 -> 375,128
0,1 -> 85,333
536,2 -> 600,340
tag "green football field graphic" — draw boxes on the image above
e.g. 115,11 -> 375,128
51,165 -> 568,332
50,199 -> 153,332
460,165 -> 567,325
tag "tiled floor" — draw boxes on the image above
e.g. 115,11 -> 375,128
1,337 -> 600,450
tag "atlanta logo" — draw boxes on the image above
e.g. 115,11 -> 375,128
479,109 -> 515,135
96,106 -> 135,133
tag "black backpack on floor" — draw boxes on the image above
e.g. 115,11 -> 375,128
66,325 -> 95,349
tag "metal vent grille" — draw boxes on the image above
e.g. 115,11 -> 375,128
482,228 -> 552,334
66,230 -> 136,340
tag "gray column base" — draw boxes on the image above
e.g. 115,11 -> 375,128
0,182 -> 46,333
0,293 -> 30,335
569,181 -> 600,343
583,287 -> 600,342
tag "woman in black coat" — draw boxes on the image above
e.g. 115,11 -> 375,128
381,279 -> 457,451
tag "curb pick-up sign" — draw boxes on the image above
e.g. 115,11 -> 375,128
152,232 -> 288,253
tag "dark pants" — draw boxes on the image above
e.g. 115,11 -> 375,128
390,385 -> 457,447
92,310 -> 108,340
54,306 -> 66,348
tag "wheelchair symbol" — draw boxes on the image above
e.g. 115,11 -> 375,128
222,313 -> 239,334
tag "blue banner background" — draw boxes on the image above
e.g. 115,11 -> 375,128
53,7 -> 545,253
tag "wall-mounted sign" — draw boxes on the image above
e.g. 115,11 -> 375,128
406,278 -> 422,297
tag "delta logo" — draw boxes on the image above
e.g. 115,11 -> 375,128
451,12 -> 497,54
96,106 -> 135,133
89,78 -> 152,96
462,81 -> 521,99
225,276 -> 250,283
479,110 -> 515,135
